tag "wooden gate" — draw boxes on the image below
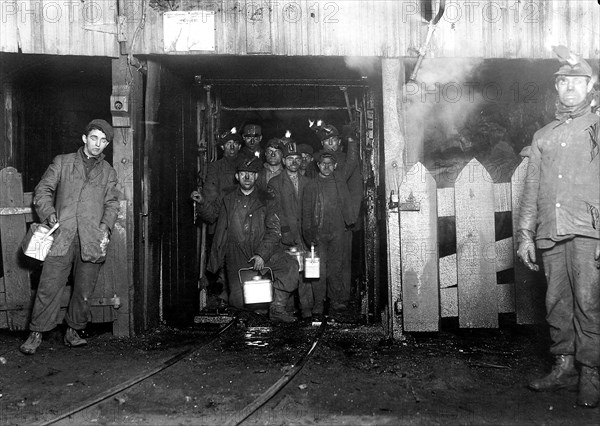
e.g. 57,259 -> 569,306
0,167 -> 128,334
390,158 -> 546,336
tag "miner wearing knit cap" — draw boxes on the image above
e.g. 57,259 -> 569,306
21,119 -> 121,355
518,45 -> 599,408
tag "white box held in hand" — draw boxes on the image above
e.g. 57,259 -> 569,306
304,245 -> 320,279
21,222 -> 60,261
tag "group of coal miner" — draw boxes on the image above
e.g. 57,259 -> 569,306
190,120 -> 363,325
14,45 -> 600,409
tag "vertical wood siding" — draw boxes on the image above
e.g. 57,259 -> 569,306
1,1 -> 597,59
124,0 -> 598,58
0,0 -> 118,56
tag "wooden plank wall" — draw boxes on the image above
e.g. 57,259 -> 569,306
127,0 -> 599,59
0,167 -> 30,330
400,157 -> 545,331
0,1 -> 597,59
0,0 -> 118,56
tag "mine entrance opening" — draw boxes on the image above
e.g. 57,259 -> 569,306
195,76 -> 379,319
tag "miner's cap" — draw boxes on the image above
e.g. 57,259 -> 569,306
243,124 -> 262,136
297,144 -> 314,155
86,119 -> 114,142
555,59 -> 593,78
236,157 -> 262,173
282,144 -> 300,157
316,151 -> 337,163
265,138 -> 283,151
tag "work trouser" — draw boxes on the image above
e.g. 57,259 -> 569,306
224,244 -> 299,309
542,237 -> 600,367
312,229 -> 347,314
29,236 -> 102,332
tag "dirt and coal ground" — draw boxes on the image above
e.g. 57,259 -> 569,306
1,313 -> 598,426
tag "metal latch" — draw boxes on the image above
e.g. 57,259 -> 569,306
398,192 -> 421,211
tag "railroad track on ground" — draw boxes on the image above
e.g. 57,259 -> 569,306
33,316 -> 327,426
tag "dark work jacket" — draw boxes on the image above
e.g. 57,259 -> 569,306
518,111 -> 600,243
309,140 -> 363,225
207,187 -> 283,273
33,148 -> 120,263
267,171 -> 310,249
197,155 -> 239,232
302,174 -> 356,246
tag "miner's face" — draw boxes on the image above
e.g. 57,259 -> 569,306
555,75 -> 593,107
284,154 -> 302,172
236,171 -> 258,190
321,136 -> 341,152
265,147 -> 283,166
300,153 -> 313,170
317,158 -> 336,177
82,129 -> 110,157
243,134 -> 262,150
222,140 -> 241,158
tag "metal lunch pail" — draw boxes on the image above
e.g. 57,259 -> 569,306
239,267 -> 274,304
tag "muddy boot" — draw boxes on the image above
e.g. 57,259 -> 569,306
19,331 -> 42,355
64,327 -> 88,347
577,366 -> 600,408
528,354 -> 578,391
269,290 -> 297,324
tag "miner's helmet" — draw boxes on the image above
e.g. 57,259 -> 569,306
217,127 -> 243,146
282,144 -> 300,157
553,45 -> 594,78
297,144 -> 314,156
236,157 -> 262,173
242,123 -> 262,137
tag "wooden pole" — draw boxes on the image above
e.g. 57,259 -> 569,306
382,58 -> 407,340
110,56 -> 144,336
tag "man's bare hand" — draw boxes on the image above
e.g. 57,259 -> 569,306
190,190 -> 204,204
248,255 -> 265,271
47,213 -> 58,227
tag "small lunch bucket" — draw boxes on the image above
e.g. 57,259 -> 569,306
21,222 -> 60,261
239,267 -> 273,304
304,245 -> 320,279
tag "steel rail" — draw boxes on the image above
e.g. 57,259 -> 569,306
224,320 -> 328,426
34,317 -> 238,426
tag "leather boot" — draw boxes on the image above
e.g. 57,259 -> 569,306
577,366 -> 600,408
19,331 -> 42,355
528,354 -> 578,391
64,327 -> 88,347
269,290 -> 297,323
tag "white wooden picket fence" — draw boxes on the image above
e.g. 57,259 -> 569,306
390,157 -> 545,335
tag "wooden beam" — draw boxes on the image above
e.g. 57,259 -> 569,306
382,58 -> 407,339
109,56 -> 143,337
0,65 -> 15,170
0,167 -> 31,330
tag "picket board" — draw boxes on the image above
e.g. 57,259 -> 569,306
511,157 -> 546,324
399,162 -> 439,332
0,167 -> 31,330
0,277 -> 6,328
454,159 -> 498,328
